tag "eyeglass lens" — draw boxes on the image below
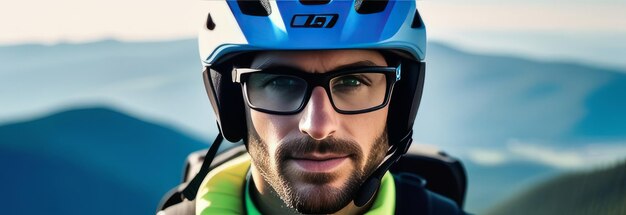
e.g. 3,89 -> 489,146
244,72 -> 388,112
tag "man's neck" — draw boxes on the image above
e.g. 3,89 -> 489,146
249,165 -> 373,215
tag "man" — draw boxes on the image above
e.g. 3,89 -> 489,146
238,50 -> 393,214
159,0 -> 466,214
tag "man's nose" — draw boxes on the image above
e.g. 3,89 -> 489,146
299,86 -> 338,140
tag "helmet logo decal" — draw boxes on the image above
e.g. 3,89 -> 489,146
290,14 -> 338,28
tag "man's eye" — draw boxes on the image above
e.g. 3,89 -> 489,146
335,77 -> 362,87
262,76 -> 303,91
332,75 -> 370,90
267,77 -> 296,86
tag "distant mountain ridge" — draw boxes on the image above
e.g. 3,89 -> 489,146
487,160 -> 626,215
2,39 -> 625,147
463,159 -> 557,213
0,107 -> 207,215
0,106 -> 560,214
421,42 -> 626,146
2,39 -> 626,213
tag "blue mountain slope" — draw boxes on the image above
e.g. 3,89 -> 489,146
486,159 -> 626,215
572,74 -> 626,137
463,160 -> 557,213
0,39 -> 217,141
0,148 -> 152,214
418,43 -> 626,212
416,42 -> 626,150
0,107 -> 207,214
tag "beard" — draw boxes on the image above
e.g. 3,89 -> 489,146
247,129 -> 388,214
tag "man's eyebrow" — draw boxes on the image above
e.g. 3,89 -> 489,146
255,60 -> 380,71
331,60 -> 379,71
258,60 -> 379,71
256,63 -> 295,70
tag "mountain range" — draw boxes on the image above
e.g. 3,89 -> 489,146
1,39 -> 626,213
3,39 -> 625,152
0,106 -> 556,214
487,159 -> 626,215
0,107 -> 207,214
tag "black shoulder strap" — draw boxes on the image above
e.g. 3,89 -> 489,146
157,144 -> 248,214
393,173 -> 467,215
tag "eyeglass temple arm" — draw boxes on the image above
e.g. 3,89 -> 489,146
396,64 -> 402,81
232,68 -> 262,83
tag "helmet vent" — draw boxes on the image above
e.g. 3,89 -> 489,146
206,13 -> 216,30
237,0 -> 272,16
354,0 -> 388,14
299,0 -> 330,5
411,9 -> 423,28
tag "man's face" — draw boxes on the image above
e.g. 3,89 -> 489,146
245,50 -> 389,214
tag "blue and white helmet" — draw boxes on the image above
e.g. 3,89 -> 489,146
194,0 -> 427,206
198,0 -> 426,67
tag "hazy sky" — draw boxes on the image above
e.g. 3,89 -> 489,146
419,0 -> 626,69
2,0 -> 626,68
2,0 -> 624,44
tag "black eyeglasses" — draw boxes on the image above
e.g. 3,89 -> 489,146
232,64 -> 401,115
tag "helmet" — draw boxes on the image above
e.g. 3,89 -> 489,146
186,0 -> 427,207
199,0 -> 425,66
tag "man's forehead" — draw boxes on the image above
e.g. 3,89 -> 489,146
250,50 -> 387,72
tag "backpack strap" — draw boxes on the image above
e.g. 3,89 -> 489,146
157,144 -> 248,214
394,173 -> 467,215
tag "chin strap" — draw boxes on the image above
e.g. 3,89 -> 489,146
353,130 -> 413,207
181,133 -> 224,200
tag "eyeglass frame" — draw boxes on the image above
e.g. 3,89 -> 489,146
231,64 -> 402,115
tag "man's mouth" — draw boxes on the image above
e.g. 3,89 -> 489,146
290,154 -> 351,173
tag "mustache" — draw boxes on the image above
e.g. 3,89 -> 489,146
276,136 -> 363,162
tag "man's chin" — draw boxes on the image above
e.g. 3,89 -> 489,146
279,160 -> 362,213
290,184 -> 354,214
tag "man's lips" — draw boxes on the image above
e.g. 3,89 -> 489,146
289,154 -> 350,172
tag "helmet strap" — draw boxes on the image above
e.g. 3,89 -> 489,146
353,130 -> 413,207
181,133 -> 224,200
